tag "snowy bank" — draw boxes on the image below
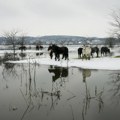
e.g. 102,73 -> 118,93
7,57 -> 120,70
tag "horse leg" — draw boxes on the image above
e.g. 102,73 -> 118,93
62,54 -> 65,59
101,52 -> 102,56
78,53 -> 80,58
105,52 -> 107,56
79,53 -> 82,59
55,53 -> 57,61
91,52 -> 93,58
65,54 -> 67,60
50,51 -> 53,59
82,54 -> 85,60
55,56 -> 57,61
88,55 -> 90,60
97,51 -> 99,57
55,53 -> 59,61
58,54 -> 60,61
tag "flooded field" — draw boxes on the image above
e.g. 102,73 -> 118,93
0,63 -> 120,120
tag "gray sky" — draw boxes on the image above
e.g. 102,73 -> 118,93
0,0 -> 120,37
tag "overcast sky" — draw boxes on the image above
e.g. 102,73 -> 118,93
0,0 -> 120,37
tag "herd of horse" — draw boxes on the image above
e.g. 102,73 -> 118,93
77,46 -> 110,60
18,44 -> 111,61
48,44 -> 111,61
18,45 -> 44,51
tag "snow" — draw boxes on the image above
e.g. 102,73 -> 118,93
7,57 -> 120,70
4,45 -> 120,70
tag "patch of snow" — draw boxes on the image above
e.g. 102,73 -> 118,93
7,57 -> 120,70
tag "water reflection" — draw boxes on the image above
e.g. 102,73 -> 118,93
48,65 -> 68,82
82,69 -> 91,82
4,63 -> 15,70
109,71 -> 120,104
47,66 -> 69,110
81,69 -> 104,120
2,63 -> 18,82
20,62 -> 41,120
2,63 -> 16,89
19,64 -> 68,120
1,63 -> 120,120
19,53 -> 27,59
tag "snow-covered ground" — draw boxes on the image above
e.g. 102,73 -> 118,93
1,45 -> 120,70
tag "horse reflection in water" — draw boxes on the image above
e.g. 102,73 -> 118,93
20,64 -> 68,119
82,69 -> 91,82
47,66 -> 68,110
48,66 -> 68,82
81,69 -> 104,119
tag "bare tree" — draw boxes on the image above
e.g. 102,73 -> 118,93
18,34 -> 26,47
34,37 -> 43,46
109,9 -> 120,42
18,32 -> 27,53
3,30 -> 19,60
105,37 -> 115,48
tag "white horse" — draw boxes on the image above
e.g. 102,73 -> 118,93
82,45 -> 91,60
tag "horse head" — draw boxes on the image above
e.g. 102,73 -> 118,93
48,45 -> 52,51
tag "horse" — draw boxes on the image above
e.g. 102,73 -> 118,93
36,45 -> 39,50
91,47 -> 99,58
19,46 -> 27,51
82,45 -> 91,60
39,45 -> 43,50
101,47 -> 110,56
36,45 -> 44,50
48,44 -> 69,61
78,47 -> 83,58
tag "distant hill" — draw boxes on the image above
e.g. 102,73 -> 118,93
0,35 -> 108,45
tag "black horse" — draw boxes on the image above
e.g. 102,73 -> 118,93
91,47 -> 99,58
39,45 -> 43,50
101,47 -> 110,56
78,47 -> 83,58
19,46 -> 27,51
36,45 -> 43,50
48,44 -> 69,61
36,45 -> 39,50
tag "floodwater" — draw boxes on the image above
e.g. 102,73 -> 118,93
0,63 -> 120,120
